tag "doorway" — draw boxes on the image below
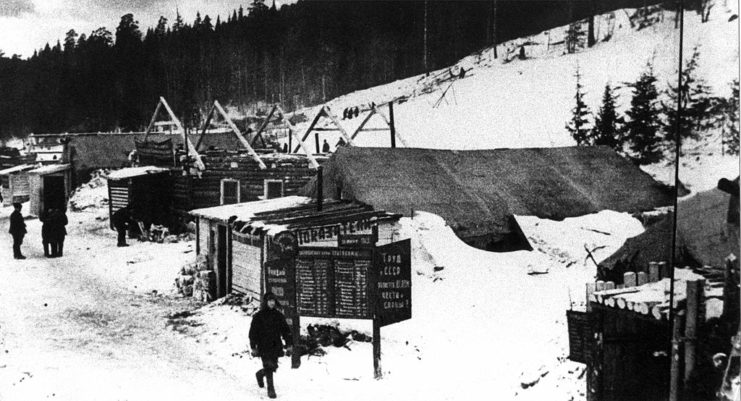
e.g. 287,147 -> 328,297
216,225 -> 228,298
43,175 -> 66,211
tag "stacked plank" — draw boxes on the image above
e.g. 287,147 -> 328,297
587,261 -> 707,321
176,254 -> 214,302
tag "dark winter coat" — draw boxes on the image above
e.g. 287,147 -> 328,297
40,210 -> 52,241
249,297 -> 292,359
9,210 -> 26,236
111,208 -> 130,230
51,211 -> 68,240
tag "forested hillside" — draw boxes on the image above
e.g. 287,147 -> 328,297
0,0 -> 662,137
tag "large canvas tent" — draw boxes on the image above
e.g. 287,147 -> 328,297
302,146 -> 674,251
599,184 -> 739,281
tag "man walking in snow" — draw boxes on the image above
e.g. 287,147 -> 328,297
9,202 -> 27,259
249,292 -> 292,399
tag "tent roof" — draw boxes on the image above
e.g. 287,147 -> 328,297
302,146 -> 674,246
599,186 -> 737,276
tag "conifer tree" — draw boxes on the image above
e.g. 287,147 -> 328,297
663,46 -> 714,142
565,64 -> 592,145
722,79 -> 740,155
624,64 -> 663,164
592,83 -> 623,150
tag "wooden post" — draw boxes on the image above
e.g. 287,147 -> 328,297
658,261 -> 669,278
291,314 -> 301,369
669,311 -> 685,401
649,262 -> 660,282
316,166 -> 323,211
586,282 -> 596,311
637,271 -> 648,286
373,317 -> 382,379
684,279 -> 703,384
624,272 -> 636,287
389,102 -> 396,149
288,129 -> 293,154
315,132 -> 320,154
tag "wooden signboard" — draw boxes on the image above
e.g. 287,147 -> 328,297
374,239 -> 412,327
294,247 -> 373,319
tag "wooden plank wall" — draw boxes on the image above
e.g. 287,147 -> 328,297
231,235 -> 262,296
176,155 -> 318,211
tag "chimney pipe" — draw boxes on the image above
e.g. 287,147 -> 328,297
317,166 -> 323,211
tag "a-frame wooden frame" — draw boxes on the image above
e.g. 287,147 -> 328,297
143,97 -> 205,170
195,100 -> 267,170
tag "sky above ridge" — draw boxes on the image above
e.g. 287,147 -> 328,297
0,0 -> 294,58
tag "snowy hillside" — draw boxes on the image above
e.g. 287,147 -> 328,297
287,2 -> 739,192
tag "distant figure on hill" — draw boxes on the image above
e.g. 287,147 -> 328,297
9,202 -> 26,259
459,67 -> 467,79
111,206 -> 133,247
322,139 -> 330,153
249,292 -> 292,399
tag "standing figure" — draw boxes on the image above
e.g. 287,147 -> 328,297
9,202 -> 26,259
336,137 -> 347,148
51,208 -> 68,257
322,139 -> 330,153
249,292 -> 292,399
40,208 -> 53,257
111,206 -> 131,247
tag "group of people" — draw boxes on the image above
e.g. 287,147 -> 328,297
40,207 -> 68,257
8,203 -> 68,260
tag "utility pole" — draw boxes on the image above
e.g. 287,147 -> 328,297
423,1 -> 429,71
492,0 -> 498,59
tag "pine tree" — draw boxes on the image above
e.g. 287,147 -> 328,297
722,79 -> 740,155
664,46 -> 714,142
565,22 -> 586,54
565,65 -> 592,145
624,64 -> 663,164
592,83 -> 623,150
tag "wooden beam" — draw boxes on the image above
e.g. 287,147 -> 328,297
196,102 -> 217,151
350,109 -> 377,140
213,100 -> 267,170
143,100 -> 163,141
293,107 -> 325,154
276,105 -> 319,169
159,97 -> 205,170
323,106 -> 354,146
250,104 -> 277,147
374,106 -> 409,147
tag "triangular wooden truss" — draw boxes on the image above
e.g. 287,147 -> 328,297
245,104 -> 320,169
196,100 -> 267,170
143,97 -> 205,170
294,103 -> 407,153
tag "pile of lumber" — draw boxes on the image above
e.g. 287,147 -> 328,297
587,262 -> 710,321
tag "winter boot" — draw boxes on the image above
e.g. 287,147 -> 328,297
266,371 -> 276,398
255,369 -> 265,388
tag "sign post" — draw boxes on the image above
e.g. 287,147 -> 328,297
372,239 -> 412,379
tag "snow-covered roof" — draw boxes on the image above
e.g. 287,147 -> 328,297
190,196 -> 314,222
28,163 -> 70,175
0,164 -> 37,176
107,166 -> 170,180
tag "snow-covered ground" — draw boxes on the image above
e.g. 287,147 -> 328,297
2,3 -> 738,401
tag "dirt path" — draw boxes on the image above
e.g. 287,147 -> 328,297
0,211 -> 255,401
